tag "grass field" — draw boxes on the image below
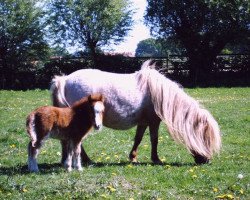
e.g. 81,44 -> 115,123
0,88 -> 249,199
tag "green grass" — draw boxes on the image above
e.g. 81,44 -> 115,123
0,88 -> 249,199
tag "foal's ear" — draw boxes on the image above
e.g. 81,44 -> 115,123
99,94 -> 105,102
88,94 -> 104,102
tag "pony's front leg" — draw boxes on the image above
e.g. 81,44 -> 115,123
60,140 -> 68,165
80,144 -> 92,164
149,120 -> 162,164
129,125 -> 147,163
28,141 -> 40,172
72,142 -> 83,171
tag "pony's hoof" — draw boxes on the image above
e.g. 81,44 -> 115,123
82,159 -> 93,165
28,166 -> 39,173
29,168 -> 39,173
193,154 -> 210,165
152,159 -> 163,165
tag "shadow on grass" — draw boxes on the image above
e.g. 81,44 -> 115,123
0,161 -> 196,176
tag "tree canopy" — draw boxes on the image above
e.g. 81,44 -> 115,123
0,0 -> 49,61
145,0 -> 250,84
135,37 -> 184,57
0,0 -> 50,88
47,0 -> 134,59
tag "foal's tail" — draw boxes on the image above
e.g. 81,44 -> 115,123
26,113 -> 37,147
50,75 -> 70,107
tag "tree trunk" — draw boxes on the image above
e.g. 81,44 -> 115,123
188,53 -> 216,87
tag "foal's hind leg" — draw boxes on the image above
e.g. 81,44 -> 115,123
129,125 -> 147,163
28,141 -> 41,172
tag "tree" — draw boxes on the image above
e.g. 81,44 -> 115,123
47,0 -> 134,62
135,37 -> 184,57
145,0 -> 249,84
135,38 -> 163,57
0,0 -> 49,88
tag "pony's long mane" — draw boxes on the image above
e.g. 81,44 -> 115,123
137,61 -> 221,159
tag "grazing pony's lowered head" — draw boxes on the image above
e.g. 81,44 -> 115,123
88,94 -> 105,131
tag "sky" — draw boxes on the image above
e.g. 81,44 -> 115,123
109,0 -> 151,55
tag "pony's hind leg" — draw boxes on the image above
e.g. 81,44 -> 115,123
28,141 -> 41,172
129,125 -> 147,163
149,120 -> 162,164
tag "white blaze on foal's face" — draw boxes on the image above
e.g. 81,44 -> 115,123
93,101 -> 104,130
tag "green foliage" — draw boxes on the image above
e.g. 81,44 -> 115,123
135,37 -> 184,57
0,0 -> 50,89
145,0 -> 250,83
47,0 -> 134,57
0,0 -> 49,62
0,88 -> 249,199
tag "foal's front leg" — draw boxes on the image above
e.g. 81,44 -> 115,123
61,140 -> 92,165
72,142 -> 83,171
64,141 -> 74,172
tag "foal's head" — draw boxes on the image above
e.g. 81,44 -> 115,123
88,94 -> 105,130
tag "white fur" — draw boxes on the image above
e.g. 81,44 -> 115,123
50,60 -> 221,161
94,102 -> 104,130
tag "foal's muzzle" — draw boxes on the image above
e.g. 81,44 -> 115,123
94,124 -> 102,131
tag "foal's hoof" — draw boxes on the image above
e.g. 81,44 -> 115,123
193,154 -> 210,165
66,167 -> 72,172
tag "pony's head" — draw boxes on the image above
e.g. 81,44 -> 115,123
88,94 -> 105,130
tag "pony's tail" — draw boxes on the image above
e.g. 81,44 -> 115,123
50,75 -> 70,107
26,113 -> 37,147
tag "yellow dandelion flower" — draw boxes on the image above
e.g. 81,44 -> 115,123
129,198 -> 134,200
10,144 -> 16,148
239,188 -> 244,194
192,174 -> 197,178
189,169 -> 194,173
41,150 -> 46,154
107,185 -> 116,192
127,164 -> 133,168
226,194 -> 234,199
22,188 -> 28,192
105,156 -> 110,160
165,165 -> 171,169
111,172 -> 117,176
213,187 -> 218,193
100,194 -> 107,198
114,155 -> 119,159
